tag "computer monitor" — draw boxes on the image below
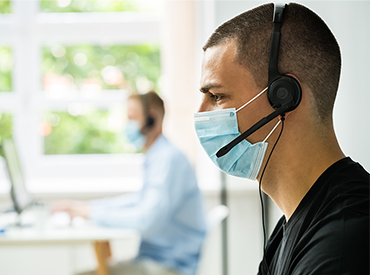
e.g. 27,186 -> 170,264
1,139 -> 33,214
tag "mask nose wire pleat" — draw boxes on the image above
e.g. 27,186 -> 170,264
234,87 -> 268,114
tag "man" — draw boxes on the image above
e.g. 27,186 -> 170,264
194,3 -> 369,275
54,91 -> 206,275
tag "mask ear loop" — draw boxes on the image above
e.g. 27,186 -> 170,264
234,87 -> 268,114
263,119 -> 281,143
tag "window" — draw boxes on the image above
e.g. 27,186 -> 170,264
42,45 -> 161,95
0,1 -> 11,14
40,0 -> 158,13
0,0 -> 163,188
42,44 -> 160,155
0,114 -> 12,144
0,47 -> 12,92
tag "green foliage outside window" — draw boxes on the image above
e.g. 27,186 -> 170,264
40,0 -> 158,13
42,44 -> 160,154
0,114 -> 13,157
43,45 -> 161,94
0,1 -> 11,14
43,110 -> 135,155
0,47 -> 12,92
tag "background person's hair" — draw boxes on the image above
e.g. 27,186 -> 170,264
203,3 -> 341,123
129,91 -> 165,119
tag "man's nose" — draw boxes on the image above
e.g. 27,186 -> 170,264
197,96 -> 209,113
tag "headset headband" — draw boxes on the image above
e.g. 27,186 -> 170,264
268,4 -> 287,86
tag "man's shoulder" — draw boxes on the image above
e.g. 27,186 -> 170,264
263,159 -> 369,275
157,137 -> 184,157
306,157 -> 369,212
291,212 -> 369,274
320,157 -> 369,214
151,136 -> 191,166
289,158 -> 369,274
327,157 -> 369,186
301,157 -> 369,232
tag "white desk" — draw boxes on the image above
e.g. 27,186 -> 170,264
0,223 -> 139,275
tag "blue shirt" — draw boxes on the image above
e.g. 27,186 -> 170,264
89,135 -> 207,275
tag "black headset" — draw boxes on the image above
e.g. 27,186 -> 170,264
140,93 -> 155,130
267,4 -> 302,112
216,4 -> 302,158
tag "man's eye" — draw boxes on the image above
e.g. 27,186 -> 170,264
210,94 -> 222,102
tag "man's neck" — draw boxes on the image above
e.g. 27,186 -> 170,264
144,130 -> 162,152
260,123 -> 345,220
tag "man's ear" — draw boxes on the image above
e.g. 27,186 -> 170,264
287,74 -> 301,85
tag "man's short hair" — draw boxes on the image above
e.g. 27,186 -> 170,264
129,91 -> 165,118
203,3 -> 341,123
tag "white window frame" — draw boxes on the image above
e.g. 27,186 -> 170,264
0,1 -> 163,192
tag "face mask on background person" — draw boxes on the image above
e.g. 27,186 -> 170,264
125,120 -> 146,150
194,87 -> 281,180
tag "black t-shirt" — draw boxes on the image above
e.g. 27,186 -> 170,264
258,157 -> 370,275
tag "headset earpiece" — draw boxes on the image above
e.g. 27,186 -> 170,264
140,93 -> 155,130
146,116 -> 155,128
267,75 -> 302,112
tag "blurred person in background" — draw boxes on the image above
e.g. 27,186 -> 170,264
53,91 -> 206,275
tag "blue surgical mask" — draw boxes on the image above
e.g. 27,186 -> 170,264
194,87 -> 280,180
125,120 -> 146,150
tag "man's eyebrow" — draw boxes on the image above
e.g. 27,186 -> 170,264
199,84 -> 223,93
